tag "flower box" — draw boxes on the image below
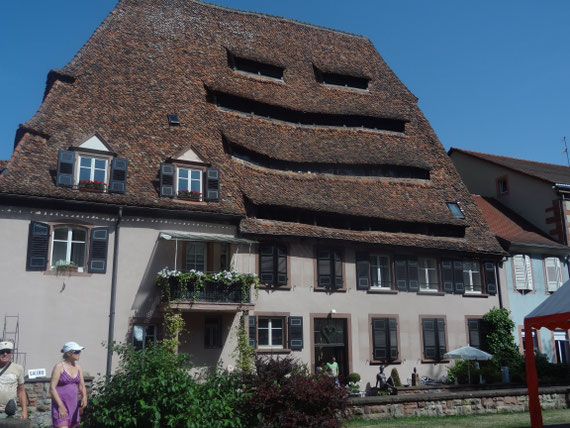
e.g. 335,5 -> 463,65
79,180 -> 106,192
177,190 -> 202,200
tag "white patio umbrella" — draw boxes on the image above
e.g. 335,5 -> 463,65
444,345 -> 493,384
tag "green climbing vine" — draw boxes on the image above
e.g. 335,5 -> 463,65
233,310 -> 255,374
162,307 -> 185,352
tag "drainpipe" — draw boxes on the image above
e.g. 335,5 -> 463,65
106,207 -> 123,378
495,261 -> 503,309
559,193 -> 568,246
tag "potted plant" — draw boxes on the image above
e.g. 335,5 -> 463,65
78,180 -> 106,192
348,372 -> 361,396
177,190 -> 202,200
54,260 -> 78,274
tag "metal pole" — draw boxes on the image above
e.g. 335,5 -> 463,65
106,207 -> 123,378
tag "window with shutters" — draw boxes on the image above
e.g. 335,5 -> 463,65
186,242 -> 206,272
132,324 -> 156,350
160,162 -> 220,202
466,318 -> 483,349
356,253 -> 392,291
421,317 -> 447,361
418,257 -> 439,291
520,328 -> 540,354
544,257 -> 563,292
462,261 -> 482,293
259,243 -> 288,287
51,226 -> 87,272
316,249 -> 343,290
512,254 -> 533,291
370,317 -> 399,363
26,221 -> 110,274
394,257 -> 420,292
249,314 -> 303,352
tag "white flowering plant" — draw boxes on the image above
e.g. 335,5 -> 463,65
156,268 -> 258,303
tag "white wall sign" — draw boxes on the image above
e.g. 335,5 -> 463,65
28,368 -> 47,379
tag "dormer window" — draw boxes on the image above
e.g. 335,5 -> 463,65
55,135 -> 128,193
159,147 -> 220,202
227,51 -> 284,80
314,66 -> 369,90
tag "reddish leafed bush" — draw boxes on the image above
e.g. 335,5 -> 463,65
243,356 -> 347,428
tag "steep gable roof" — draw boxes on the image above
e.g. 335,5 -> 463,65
0,0 -> 503,256
449,148 -> 570,185
473,195 -> 568,251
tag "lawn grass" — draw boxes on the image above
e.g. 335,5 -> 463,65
344,408 -> 570,427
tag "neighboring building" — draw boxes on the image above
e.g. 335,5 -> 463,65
0,0 -> 505,384
449,148 -> 570,245
473,196 -> 570,363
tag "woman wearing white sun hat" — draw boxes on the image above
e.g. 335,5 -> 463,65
50,342 -> 87,428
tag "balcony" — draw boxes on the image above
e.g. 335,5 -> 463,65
156,269 -> 257,312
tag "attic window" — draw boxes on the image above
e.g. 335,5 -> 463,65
227,52 -> 284,80
168,114 -> 180,126
446,202 -> 464,219
314,67 -> 369,90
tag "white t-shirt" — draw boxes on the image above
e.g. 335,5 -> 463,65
0,363 -> 24,412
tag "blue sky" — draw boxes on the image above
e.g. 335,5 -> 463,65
1,0 -> 569,165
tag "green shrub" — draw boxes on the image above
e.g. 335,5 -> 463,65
390,368 -> 402,387
348,372 -> 361,383
83,343 -> 246,428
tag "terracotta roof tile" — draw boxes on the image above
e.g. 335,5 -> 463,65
450,148 -> 570,185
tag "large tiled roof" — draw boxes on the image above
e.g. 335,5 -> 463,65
473,195 -> 568,250
449,148 -> 570,185
0,0 -> 503,255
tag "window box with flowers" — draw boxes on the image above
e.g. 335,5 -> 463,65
78,180 -> 106,192
177,190 -> 202,201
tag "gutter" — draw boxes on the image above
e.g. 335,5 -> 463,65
106,206 -> 123,378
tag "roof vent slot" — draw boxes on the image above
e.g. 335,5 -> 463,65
168,114 -> 180,126
314,66 -> 369,90
227,51 -> 284,80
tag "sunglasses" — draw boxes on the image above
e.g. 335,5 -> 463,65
72,350 -> 81,355
0,350 -> 12,355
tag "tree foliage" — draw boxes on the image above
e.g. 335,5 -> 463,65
481,308 -> 521,368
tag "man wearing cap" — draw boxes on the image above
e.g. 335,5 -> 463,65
0,341 -> 27,419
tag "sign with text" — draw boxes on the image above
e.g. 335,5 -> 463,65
27,368 -> 47,379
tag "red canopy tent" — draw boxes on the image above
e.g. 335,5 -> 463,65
524,279 -> 570,428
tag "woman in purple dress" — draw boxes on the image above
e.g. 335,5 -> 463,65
50,342 -> 87,428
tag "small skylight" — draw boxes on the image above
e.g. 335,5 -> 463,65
168,114 -> 180,126
447,202 -> 464,218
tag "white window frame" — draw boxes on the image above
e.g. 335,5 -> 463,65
370,254 -> 391,290
418,257 -> 439,291
554,330 -> 569,363
77,155 -> 108,186
50,226 -> 87,272
177,167 -> 203,200
186,242 -> 206,272
463,261 -> 482,294
513,254 -> 533,291
545,257 -> 563,292
132,324 -> 156,350
257,317 -> 284,349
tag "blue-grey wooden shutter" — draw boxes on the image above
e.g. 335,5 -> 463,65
372,318 -> 387,360
88,227 -> 109,273
356,252 -> 370,290
395,259 -> 408,291
437,318 -> 447,359
389,318 -> 398,361
453,261 -> 465,294
259,244 -> 274,284
26,221 -> 50,271
407,259 -> 419,291
248,316 -> 256,348
109,157 -> 128,193
159,163 -> 175,197
56,150 -> 75,187
442,260 -> 454,293
422,318 -> 436,360
484,262 -> 497,295
277,245 -> 287,285
205,168 -> 220,201
317,249 -> 332,287
334,250 -> 343,288
468,319 -> 481,348
288,316 -> 303,350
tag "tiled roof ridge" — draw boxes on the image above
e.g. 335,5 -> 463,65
191,0 -> 369,40
473,195 -> 567,248
449,147 -> 570,183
